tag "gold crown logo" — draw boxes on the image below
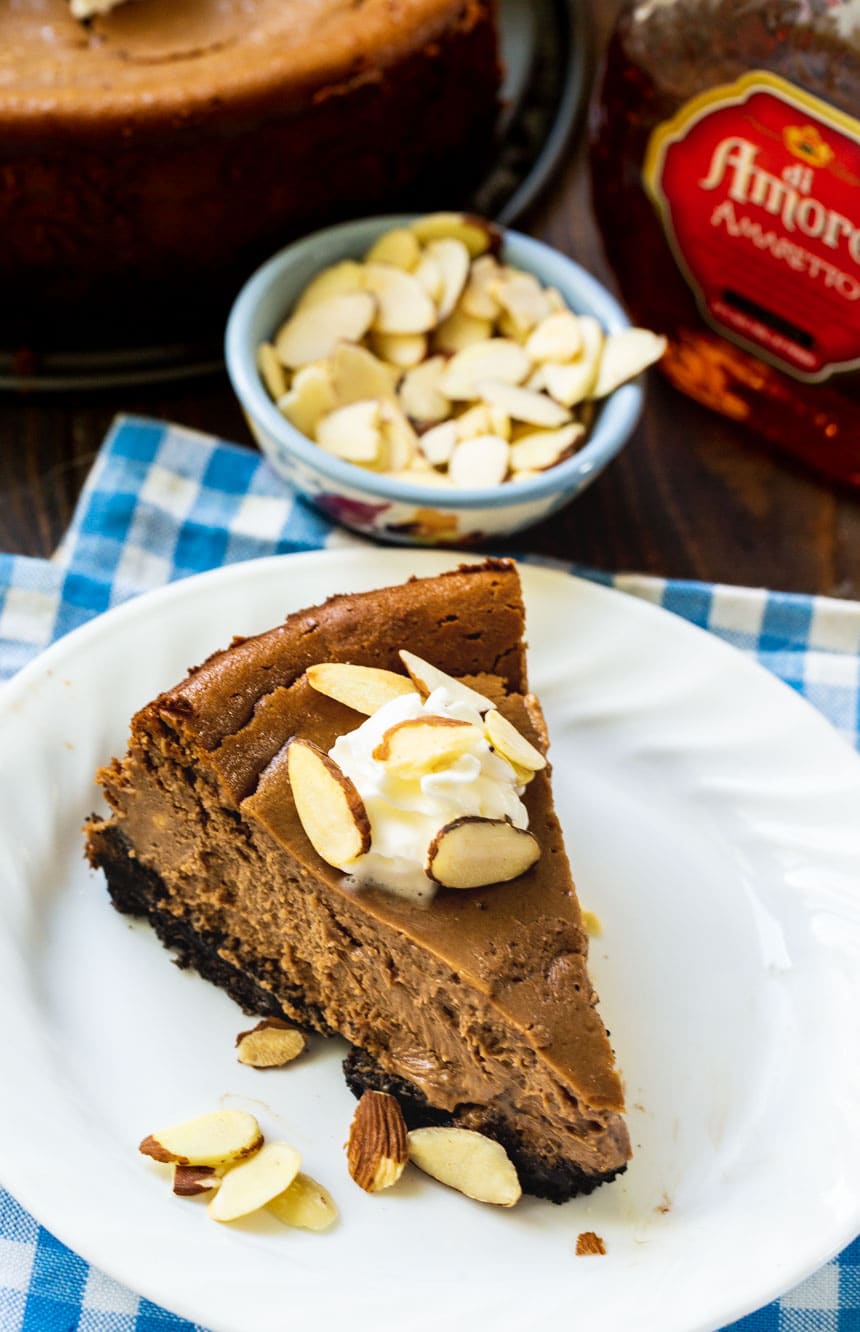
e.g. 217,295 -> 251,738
783,124 -> 834,168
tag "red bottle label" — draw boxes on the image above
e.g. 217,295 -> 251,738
644,71 -> 860,381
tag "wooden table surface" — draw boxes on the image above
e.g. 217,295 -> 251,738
2,1 -> 859,599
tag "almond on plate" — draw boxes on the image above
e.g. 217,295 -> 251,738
406,1126 -> 521,1205
287,738 -> 371,866
139,1109 -> 263,1168
209,1141 -> 302,1222
347,1091 -> 408,1193
235,1018 -> 307,1068
426,816 -> 541,889
172,1165 -> 221,1196
268,1172 -> 339,1231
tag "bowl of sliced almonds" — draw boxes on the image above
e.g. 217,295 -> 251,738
226,212 -> 665,544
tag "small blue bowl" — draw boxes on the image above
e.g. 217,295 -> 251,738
226,216 -> 642,545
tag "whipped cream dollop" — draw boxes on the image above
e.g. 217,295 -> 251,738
329,686 -> 529,902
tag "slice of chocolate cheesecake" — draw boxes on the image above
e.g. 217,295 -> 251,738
85,560 -> 630,1201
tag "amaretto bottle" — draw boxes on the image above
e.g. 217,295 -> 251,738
590,0 -> 860,485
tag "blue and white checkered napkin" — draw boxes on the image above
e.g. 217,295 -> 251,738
0,415 -> 857,1331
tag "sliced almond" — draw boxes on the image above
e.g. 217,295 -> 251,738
487,403 -> 512,441
426,816 -> 540,889
379,401 -> 418,470
543,316 -> 604,406
439,340 -> 530,400
173,1165 -> 221,1196
413,253 -> 445,305
235,1018 -> 307,1068
496,309 -> 530,344
398,650 -> 494,713
543,359 -> 597,410
525,364 -> 548,392
407,1127 -> 521,1205
483,708 -> 546,771
399,356 -> 450,424
525,311 -> 583,363
365,227 -> 421,271
460,254 -> 503,320
508,758 -> 538,785
369,330 -> 427,369
373,717 -> 484,778
363,263 -> 436,335
477,379 -> 571,428
295,260 -> 365,311
418,420 -> 458,467
448,435 -> 510,488
209,1142 -> 302,1223
329,343 -> 397,406
316,400 -> 383,465
424,237 -> 471,322
453,403 -> 493,441
347,1091 -> 409,1193
508,423 -> 585,473
492,270 -> 552,336
268,1172 -> 338,1231
306,661 -> 415,714
458,401 -> 512,441
258,342 -> 289,401
591,328 -> 667,399
139,1109 -> 263,1168
409,211 -> 501,258
275,292 -> 375,369
432,306 -> 494,355
286,738 -> 371,866
278,362 -> 337,438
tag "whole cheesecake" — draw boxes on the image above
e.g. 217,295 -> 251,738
0,0 -> 499,349
85,560 -> 631,1202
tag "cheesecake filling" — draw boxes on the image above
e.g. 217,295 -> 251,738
329,686 -> 528,903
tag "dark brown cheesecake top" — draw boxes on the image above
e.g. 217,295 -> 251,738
0,0 -> 485,120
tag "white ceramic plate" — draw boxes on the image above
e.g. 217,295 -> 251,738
1,550 -> 858,1332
